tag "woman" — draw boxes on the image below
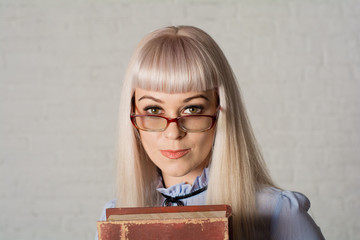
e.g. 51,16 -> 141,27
97,26 -> 325,239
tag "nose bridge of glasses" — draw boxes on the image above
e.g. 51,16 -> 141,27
164,116 -> 191,133
162,116 -> 186,136
166,116 -> 184,129
167,117 -> 180,124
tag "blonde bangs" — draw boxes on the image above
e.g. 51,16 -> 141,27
131,33 -> 219,93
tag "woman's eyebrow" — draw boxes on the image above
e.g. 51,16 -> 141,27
183,95 -> 209,103
138,95 -> 164,103
138,94 -> 209,103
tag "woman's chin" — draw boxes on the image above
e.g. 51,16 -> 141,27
162,167 -> 190,178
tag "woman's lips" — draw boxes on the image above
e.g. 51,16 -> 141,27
160,149 -> 190,159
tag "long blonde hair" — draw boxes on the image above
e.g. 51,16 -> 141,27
116,26 -> 275,239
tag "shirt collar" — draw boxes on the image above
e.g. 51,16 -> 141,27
156,168 -> 209,198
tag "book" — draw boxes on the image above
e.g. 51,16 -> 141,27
97,204 -> 232,240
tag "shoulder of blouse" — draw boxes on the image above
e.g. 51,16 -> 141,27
95,199 -> 117,240
256,187 -> 310,216
99,199 -> 117,221
256,187 -> 325,240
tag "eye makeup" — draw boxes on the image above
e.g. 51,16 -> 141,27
143,105 -> 163,115
182,105 -> 205,114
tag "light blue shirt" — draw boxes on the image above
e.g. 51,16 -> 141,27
96,168 -> 325,240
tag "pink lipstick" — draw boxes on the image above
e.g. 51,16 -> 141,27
160,149 -> 190,159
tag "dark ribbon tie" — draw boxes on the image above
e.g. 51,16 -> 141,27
161,185 -> 208,206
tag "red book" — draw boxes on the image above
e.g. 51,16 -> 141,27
97,205 -> 232,240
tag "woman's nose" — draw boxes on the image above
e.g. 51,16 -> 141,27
163,121 -> 186,140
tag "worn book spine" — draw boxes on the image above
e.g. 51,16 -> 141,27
97,205 -> 232,240
105,204 -> 232,219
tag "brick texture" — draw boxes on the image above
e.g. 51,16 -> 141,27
0,0 -> 359,239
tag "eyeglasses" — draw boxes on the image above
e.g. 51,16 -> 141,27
130,112 -> 218,132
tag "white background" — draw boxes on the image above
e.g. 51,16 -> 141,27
0,0 -> 359,239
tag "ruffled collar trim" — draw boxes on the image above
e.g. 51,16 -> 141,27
156,168 -> 209,198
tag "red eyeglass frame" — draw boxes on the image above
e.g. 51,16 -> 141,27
130,111 -> 219,132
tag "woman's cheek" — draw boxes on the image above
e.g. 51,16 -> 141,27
139,132 -> 160,159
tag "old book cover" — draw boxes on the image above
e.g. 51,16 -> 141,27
97,204 -> 232,240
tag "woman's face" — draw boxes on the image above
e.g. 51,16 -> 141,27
134,88 -> 218,187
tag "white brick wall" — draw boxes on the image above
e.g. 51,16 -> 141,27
0,0 -> 359,239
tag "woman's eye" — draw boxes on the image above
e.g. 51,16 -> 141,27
184,106 -> 203,114
145,107 -> 161,114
